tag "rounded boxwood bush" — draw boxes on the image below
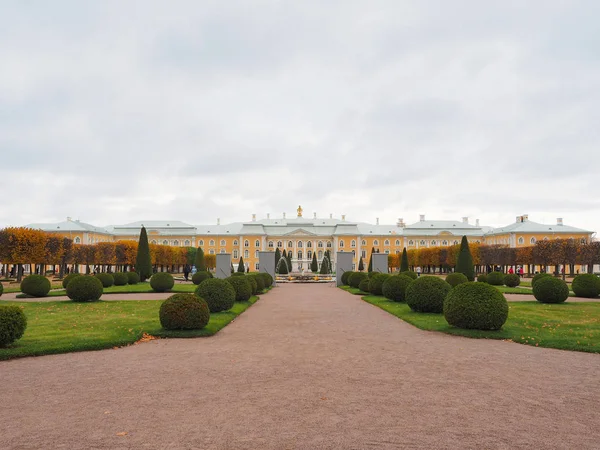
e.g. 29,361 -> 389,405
66,276 -> 103,302
192,271 -> 212,285
382,275 -> 413,302
231,272 -> 246,277
195,278 -> 236,312
406,276 -> 452,313
446,273 -> 468,287
532,272 -> 552,288
504,273 -> 521,287
20,275 -> 51,297
226,276 -> 253,302
251,274 -> 265,293
349,272 -> 368,289
150,272 -> 175,292
159,293 -> 210,330
113,272 -> 128,286
127,271 -> 140,285
62,273 -> 81,289
368,273 -> 390,296
571,274 -> 600,298
95,273 -> 114,288
444,282 -> 509,330
246,275 -> 258,295
358,278 -> 370,293
486,271 -> 505,286
477,274 -> 488,283
261,272 -> 273,288
400,271 -> 418,280
533,277 -> 569,303
341,271 -> 354,286
0,305 -> 27,346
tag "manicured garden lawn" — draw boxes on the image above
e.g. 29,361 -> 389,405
363,295 -> 600,353
15,282 -> 199,297
339,286 -> 367,295
494,286 -> 534,295
0,296 -> 259,360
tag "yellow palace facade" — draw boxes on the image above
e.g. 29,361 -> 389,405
27,208 -> 594,272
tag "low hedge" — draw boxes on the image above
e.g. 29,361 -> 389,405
504,273 -> 520,287
95,273 -> 114,288
20,275 -> 51,297
406,276 -> 451,313
150,272 -> 175,292
533,277 -> 569,303
358,278 -> 370,293
486,271 -> 505,286
127,272 -> 140,285
192,271 -> 212,285
349,272 -> 368,289
66,276 -> 103,302
62,273 -> 81,289
444,282 -> 509,330
368,273 -> 390,296
0,305 -> 27,347
113,272 -> 129,286
159,294 -> 210,330
477,274 -> 488,283
341,271 -> 354,286
446,273 -> 468,287
195,278 -> 236,312
227,276 -> 252,302
572,274 -> 600,298
382,275 -> 413,302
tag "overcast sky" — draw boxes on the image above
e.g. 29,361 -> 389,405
1,1 -> 599,233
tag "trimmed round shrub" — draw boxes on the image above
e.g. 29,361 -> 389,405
487,271 -> 505,286
231,272 -> 246,277
20,275 -> 51,297
246,276 -> 258,295
95,273 -> 114,288
66,276 -> 103,302
0,282 -> 3,297
349,272 -> 368,289
150,272 -> 175,292
368,273 -> 390,296
401,271 -> 418,280
195,278 -> 236,312
341,271 -> 354,286
159,293 -> 210,330
127,271 -> 140,285
444,282 -> 509,330
446,273 -> 468,287
0,305 -> 27,346
504,273 -> 521,288
62,273 -> 81,289
382,275 -> 413,302
477,274 -> 488,283
571,274 -> 600,298
226,276 -> 253,302
358,278 -> 370,293
192,271 -> 212,285
532,272 -> 552,288
261,272 -> 273,288
533,277 -> 569,303
251,274 -> 265,293
406,276 -> 452,313
113,272 -> 129,286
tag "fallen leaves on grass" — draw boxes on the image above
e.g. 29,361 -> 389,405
134,333 -> 159,345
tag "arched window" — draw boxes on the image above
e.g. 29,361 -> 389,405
307,241 -> 312,248
151,240 -> 157,244
163,240 -> 169,245
385,250 -> 390,254
298,241 -> 303,248
581,238 -> 587,244
210,239 -> 215,246
518,237 -> 524,245
352,250 -> 356,256
453,240 -> 458,245
361,240 -> 366,246
476,240 -> 480,244
209,249 -> 215,255
339,240 -> 344,248
288,241 -> 293,248
530,237 -> 536,244
307,251 -> 312,259
351,240 -> 356,248
255,240 -> 260,247
318,241 -> 323,248
420,240 -> 426,246
327,241 -> 332,248
431,240 -> 436,246
384,240 -> 390,246
374,240 -> 379,246
318,251 -> 323,259
199,240 -> 204,246
395,239 -> 400,246
244,240 -> 249,247
184,240 -> 190,246
543,237 -> 549,241
244,250 -> 249,258
442,240 -> 448,246
233,240 -> 238,246
173,240 -> 179,246
298,251 -> 302,259
74,236 -> 81,244
233,250 -> 239,258
268,241 -> 274,248
277,241 -> 283,248
220,239 -> 226,246
220,249 -> 225,254
395,250 -> 400,254
255,250 -> 259,258
408,240 -> 414,246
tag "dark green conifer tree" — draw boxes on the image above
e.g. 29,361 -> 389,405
319,254 -> 330,274
401,247 -> 409,272
286,251 -> 292,272
135,226 -> 153,281
274,247 -> 281,270
194,247 -> 206,272
358,257 -> 364,271
455,236 -> 475,281
311,252 -> 318,272
238,256 -> 245,273
368,247 -> 374,272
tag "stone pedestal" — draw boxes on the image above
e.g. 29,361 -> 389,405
372,253 -> 388,274
336,252 -> 353,287
216,253 -> 231,279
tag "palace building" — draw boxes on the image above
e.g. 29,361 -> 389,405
26,207 -> 595,272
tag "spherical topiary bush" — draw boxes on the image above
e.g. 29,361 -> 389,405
446,273 -> 468,287
232,272 -> 246,277
532,272 -> 552,288
382,275 -> 413,302
20,275 -> 51,297
159,293 -> 210,330
62,273 -> 81,289
477,274 -> 488,283
66,276 -> 103,302
195,278 -> 236,312
150,272 -> 175,293
251,274 -> 265,293
95,273 -> 114,288
533,277 -> 569,304
261,272 -> 273,288
444,282 -> 509,330
0,305 -> 27,347
127,271 -> 140,285
226,276 -> 252,302
113,272 -> 129,286
341,271 -> 354,286
487,271 -> 505,286
368,273 -> 390,296
401,271 -> 418,280
192,271 -> 211,285
571,274 -> 600,298
504,273 -> 521,288
349,272 -> 368,289
246,275 -> 258,295
406,276 -> 452,313
358,278 -> 370,293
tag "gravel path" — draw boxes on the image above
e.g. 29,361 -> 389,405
1,284 -> 599,449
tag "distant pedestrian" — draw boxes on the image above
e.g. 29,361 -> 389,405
191,265 -> 197,276
416,266 -> 421,277
508,267 -> 514,274
183,265 -> 190,281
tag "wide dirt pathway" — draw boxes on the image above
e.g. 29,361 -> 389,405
1,284 -> 599,449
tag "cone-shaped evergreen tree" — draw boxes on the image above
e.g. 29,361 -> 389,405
455,235 -> 475,281
320,254 -> 330,274
311,252 -> 318,272
277,256 -> 289,274
400,248 -> 409,272
286,251 -> 292,272
274,247 -> 281,271
368,247 -> 374,272
238,256 -> 245,273
135,226 -> 153,281
358,257 -> 364,271
194,247 -> 206,271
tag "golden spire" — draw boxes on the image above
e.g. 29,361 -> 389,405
297,205 -> 303,217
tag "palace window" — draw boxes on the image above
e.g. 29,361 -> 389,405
442,240 -> 448,246
307,241 -> 312,248
374,240 -> 379,246
244,240 -> 249,247
476,240 -> 480,244
318,251 -> 323,259
530,237 -> 536,244
288,241 -> 293,248
395,239 -> 400,246
339,240 -> 344,248
408,240 -> 414,246
220,239 -> 226,246
268,241 -> 274,248
173,240 -> 179,246
277,241 -> 283,248
431,240 -> 436,246
361,250 -> 366,258
326,241 -> 332,248
184,240 -> 190,246
298,251 -> 303,259
255,240 -> 260,247
298,241 -> 303,248
581,238 -> 587,244
318,241 -> 323,248
255,263 -> 259,271
209,250 -> 215,255
396,250 -> 400,254
420,240 -> 426,246
209,239 -> 215,246
518,237 -> 524,245
151,240 -> 157,244
543,237 -> 549,241
74,237 -> 81,244
352,250 -> 356,257
220,249 -> 225,254
307,251 -> 312,259
351,240 -> 356,248
362,240 -> 366,246
244,250 -> 249,258
199,240 -> 204,246
384,240 -> 390,246
255,250 -> 259,258
453,240 -> 458,245
385,250 -> 390,254
163,240 -> 169,245
233,240 -> 238,246
233,250 -> 239,259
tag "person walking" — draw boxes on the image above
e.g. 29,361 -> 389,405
416,266 -> 421,277
183,264 -> 190,281
191,265 -> 197,276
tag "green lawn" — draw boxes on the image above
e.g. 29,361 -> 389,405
339,286 -> 368,295
494,286 -> 534,295
362,295 -> 600,353
0,296 -> 259,360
